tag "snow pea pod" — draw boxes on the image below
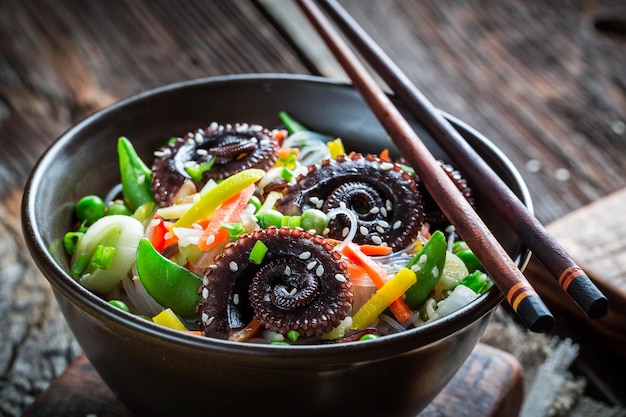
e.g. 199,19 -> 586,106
136,238 -> 202,318
118,136 -> 155,212
404,230 -> 447,309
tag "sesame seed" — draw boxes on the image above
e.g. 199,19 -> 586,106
380,162 -> 394,170
205,235 -> 215,246
285,266 -> 292,275
386,200 -> 393,211
432,266 -> 440,278
316,265 -> 324,277
209,122 -> 218,130
323,228 -> 330,235
335,274 -> 346,282
195,133 -> 204,143
371,235 -> 383,245
137,174 -> 145,185
196,148 -> 208,156
342,227 -> 349,237
339,202 -> 347,209
229,261 -> 238,272
380,207 -> 387,217
419,254 -> 428,263
377,220 -> 390,228
187,138 -> 195,146
369,207 -> 380,214
201,312 -> 209,323
359,226 -> 369,236
259,138 -> 270,146
376,226 -> 385,234
206,316 -> 215,326
410,265 -> 421,272
202,288 -> 209,299
309,197 -> 320,205
299,251 -> 311,260
202,277 -> 209,286
307,260 -> 317,270
316,200 -> 323,209
233,294 -> 240,305
393,220 -> 402,230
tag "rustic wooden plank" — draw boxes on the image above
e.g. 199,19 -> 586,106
266,0 -> 626,224
524,187 -> 626,405
0,0 -> 312,186
21,343 -> 524,417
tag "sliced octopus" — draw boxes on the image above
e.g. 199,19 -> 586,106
276,153 -> 424,251
151,122 -> 280,207
197,226 -> 353,340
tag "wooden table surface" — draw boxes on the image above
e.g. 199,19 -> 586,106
1,0 -> 625,416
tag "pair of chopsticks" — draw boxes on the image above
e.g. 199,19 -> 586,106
296,0 -> 608,332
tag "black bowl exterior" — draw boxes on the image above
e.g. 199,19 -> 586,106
22,74 -> 531,417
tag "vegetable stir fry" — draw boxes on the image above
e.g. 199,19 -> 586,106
63,113 -> 492,344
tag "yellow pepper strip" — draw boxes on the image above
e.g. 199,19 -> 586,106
351,267 -> 417,330
173,169 -> 265,228
327,138 -> 346,159
152,308 -> 188,330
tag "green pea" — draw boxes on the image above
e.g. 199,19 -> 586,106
359,333 -> 380,341
75,195 -> 106,225
109,299 -> 130,313
106,202 -> 132,216
301,209 -> 328,234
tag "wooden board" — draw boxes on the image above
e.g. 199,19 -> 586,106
524,188 -> 626,405
22,343 -> 523,417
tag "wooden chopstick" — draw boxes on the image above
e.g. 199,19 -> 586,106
296,0 -> 556,332
316,0 -> 608,320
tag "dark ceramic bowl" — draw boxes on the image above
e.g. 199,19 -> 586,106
22,74 -> 531,417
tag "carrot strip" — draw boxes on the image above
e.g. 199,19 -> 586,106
278,147 -> 299,160
342,243 -> 414,323
197,184 -> 255,251
379,148 -> 391,161
324,239 -> 393,256
229,317 -> 262,342
347,262 -> 368,280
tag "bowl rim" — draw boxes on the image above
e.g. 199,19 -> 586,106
22,73 -> 532,361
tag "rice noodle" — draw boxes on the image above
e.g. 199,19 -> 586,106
104,183 -> 123,205
326,207 -> 357,252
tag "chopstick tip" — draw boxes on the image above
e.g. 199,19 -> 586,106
517,296 -> 555,333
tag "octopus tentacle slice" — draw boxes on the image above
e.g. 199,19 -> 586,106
151,122 -> 280,207
276,153 -> 424,251
197,226 -> 353,340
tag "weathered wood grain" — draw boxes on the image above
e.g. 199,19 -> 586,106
268,0 -> 626,224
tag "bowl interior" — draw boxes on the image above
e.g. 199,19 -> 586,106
23,74 -> 531,354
